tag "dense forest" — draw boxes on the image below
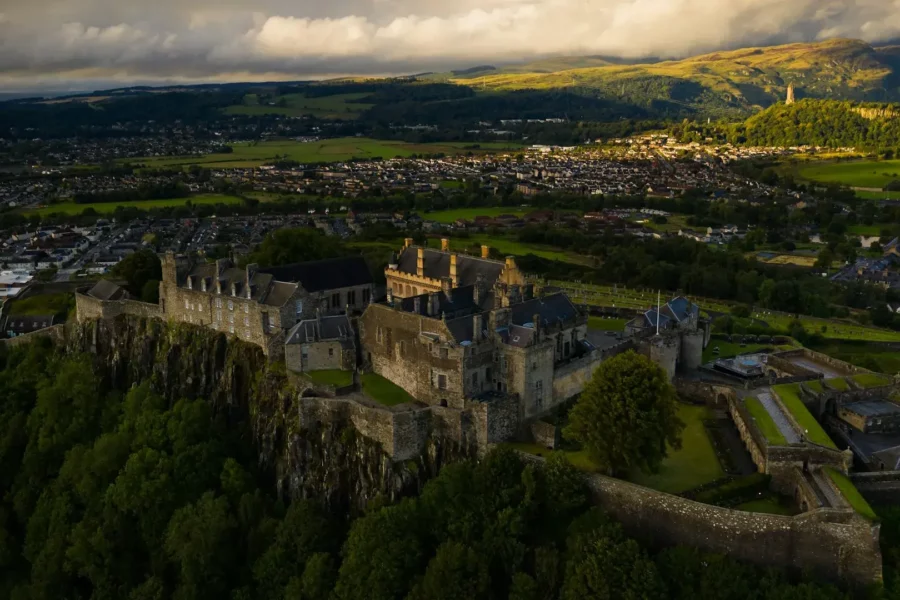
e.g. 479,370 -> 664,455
0,338 -> 889,599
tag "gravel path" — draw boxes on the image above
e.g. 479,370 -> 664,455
757,391 -> 801,444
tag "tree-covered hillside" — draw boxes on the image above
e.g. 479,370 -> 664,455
0,337 -> 878,600
669,99 -> 900,150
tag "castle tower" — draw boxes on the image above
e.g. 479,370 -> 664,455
786,82 -> 795,105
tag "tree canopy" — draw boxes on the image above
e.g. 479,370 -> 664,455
564,350 -> 684,475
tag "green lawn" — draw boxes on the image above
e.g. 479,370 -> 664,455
855,190 -> 900,201
588,317 -> 628,332
826,468 -> 877,521
735,496 -> 798,516
797,159 -> 900,189
361,373 -> 416,407
8,293 -> 72,316
121,138 -> 522,169
25,194 -> 243,217
425,232 -> 590,266
427,208 -> 529,223
305,370 -> 353,387
804,380 -> 824,394
744,396 -> 788,446
825,377 -> 850,391
847,224 -> 887,236
503,443 -> 601,473
851,373 -> 893,389
628,404 -> 724,494
703,341 -> 770,364
771,384 -> 837,449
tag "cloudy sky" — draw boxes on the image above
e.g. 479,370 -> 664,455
1,0 -> 900,89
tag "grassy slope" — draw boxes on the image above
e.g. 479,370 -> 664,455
744,396 -> 788,446
851,373 -> 892,388
8,293 -> 72,316
453,39 -> 893,112
826,468 -> 878,521
797,159 -> 900,189
771,384 -> 837,449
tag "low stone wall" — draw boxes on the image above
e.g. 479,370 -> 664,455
767,354 -> 821,379
0,323 -> 68,349
471,394 -> 520,449
75,292 -> 163,322
850,472 -> 900,505
775,348 -> 868,376
729,396 -> 767,472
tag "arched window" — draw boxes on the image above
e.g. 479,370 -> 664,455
412,287 -> 418,296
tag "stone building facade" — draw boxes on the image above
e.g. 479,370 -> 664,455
625,296 -> 708,379
285,313 -> 356,373
385,238 -> 525,300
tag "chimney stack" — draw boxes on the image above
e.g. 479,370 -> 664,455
430,292 -> 441,316
450,254 -> 458,287
441,238 -> 450,252
417,248 -> 425,277
473,313 -> 483,342
533,313 -> 541,341
404,237 -> 414,249
481,245 -> 490,259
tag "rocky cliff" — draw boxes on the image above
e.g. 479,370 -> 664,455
64,315 -> 473,512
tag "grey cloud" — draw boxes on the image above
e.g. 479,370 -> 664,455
0,0 -> 899,84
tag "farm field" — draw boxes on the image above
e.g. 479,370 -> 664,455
855,190 -> 900,201
122,138 -> 522,169
424,233 -> 591,265
224,93 -> 374,119
796,159 -> 900,189
25,194 -> 244,217
427,208 -> 529,223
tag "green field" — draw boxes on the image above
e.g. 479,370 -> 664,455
796,159 -> 900,189
744,396 -> 788,446
361,373 -> 415,407
8,293 -> 72,317
735,496 -> 798,516
628,404 -> 724,494
771,384 -> 836,449
855,190 -> 900,201
588,317 -> 629,332
752,311 -> 900,343
305,370 -> 353,387
224,93 -> 374,120
427,208 -> 529,223
812,341 -> 900,375
847,224 -> 888,236
26,194 -> 244,217
123,138 -> 521,169
851,373 -> 893,389
424,232 -> 591,265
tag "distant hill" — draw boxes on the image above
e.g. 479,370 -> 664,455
451,39 -> 900,118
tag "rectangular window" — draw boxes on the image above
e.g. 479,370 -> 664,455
472,372 -> 478,388
440,348 -> 449,360
328,348 -> 334,357
216,298 -> 222,309
295,300 -> 303,317
438,374 -> 447,390
331,292 -> 340,309
228,300 -> 234,311
184,298 -> 189,309
244,304 -> 249,314
198,304 -> 203,312
229,325 -> 234,334
362,288 -> 371,304
376,327 -> 383,343
244,316 -> 249,327
229,314 -> 234,324
564,341 -> 571,357
348,290 -> 357,306
535,380 -> 543,400
263,313 -> 271,332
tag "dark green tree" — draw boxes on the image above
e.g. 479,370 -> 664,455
564,351 -> 683,475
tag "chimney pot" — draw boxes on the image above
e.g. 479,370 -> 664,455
481,245 -> 490,259
441,238 -> 450,252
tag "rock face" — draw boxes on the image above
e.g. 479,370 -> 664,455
65,315 -> 472,512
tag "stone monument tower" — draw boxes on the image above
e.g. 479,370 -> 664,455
786,82 -> 795,105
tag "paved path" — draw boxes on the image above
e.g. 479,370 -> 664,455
812,470 -> 844,508
757,391 -> 801,444
787,357 -> 843,378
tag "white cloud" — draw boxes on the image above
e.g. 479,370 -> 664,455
0,0 -> 899,81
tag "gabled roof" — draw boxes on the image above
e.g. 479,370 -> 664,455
86,279 -> 130,301
286,315 -> 354,344
396,247 -> 504,286
260,256 -> 373,293
510,293 -> 579,328
398,285 -> 485,319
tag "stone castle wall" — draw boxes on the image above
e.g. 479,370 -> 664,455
551,352 -> 601,406
75,292 -> 164,322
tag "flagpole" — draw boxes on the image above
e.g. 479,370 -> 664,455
656,291 -> 660,335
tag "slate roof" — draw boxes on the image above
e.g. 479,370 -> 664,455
86,280 -> 130,301
3,314 -> 57,335
260,256 -> 373,293
184,264 -> 296,308
396,247 -> 505,286
286,315 -> 354,344
398,285 -> 484,319
631,296 -> 698,330
510,293 -> 579,328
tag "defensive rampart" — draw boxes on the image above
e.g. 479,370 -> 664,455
75,292 -> 163,321
518,452 -> 882,587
